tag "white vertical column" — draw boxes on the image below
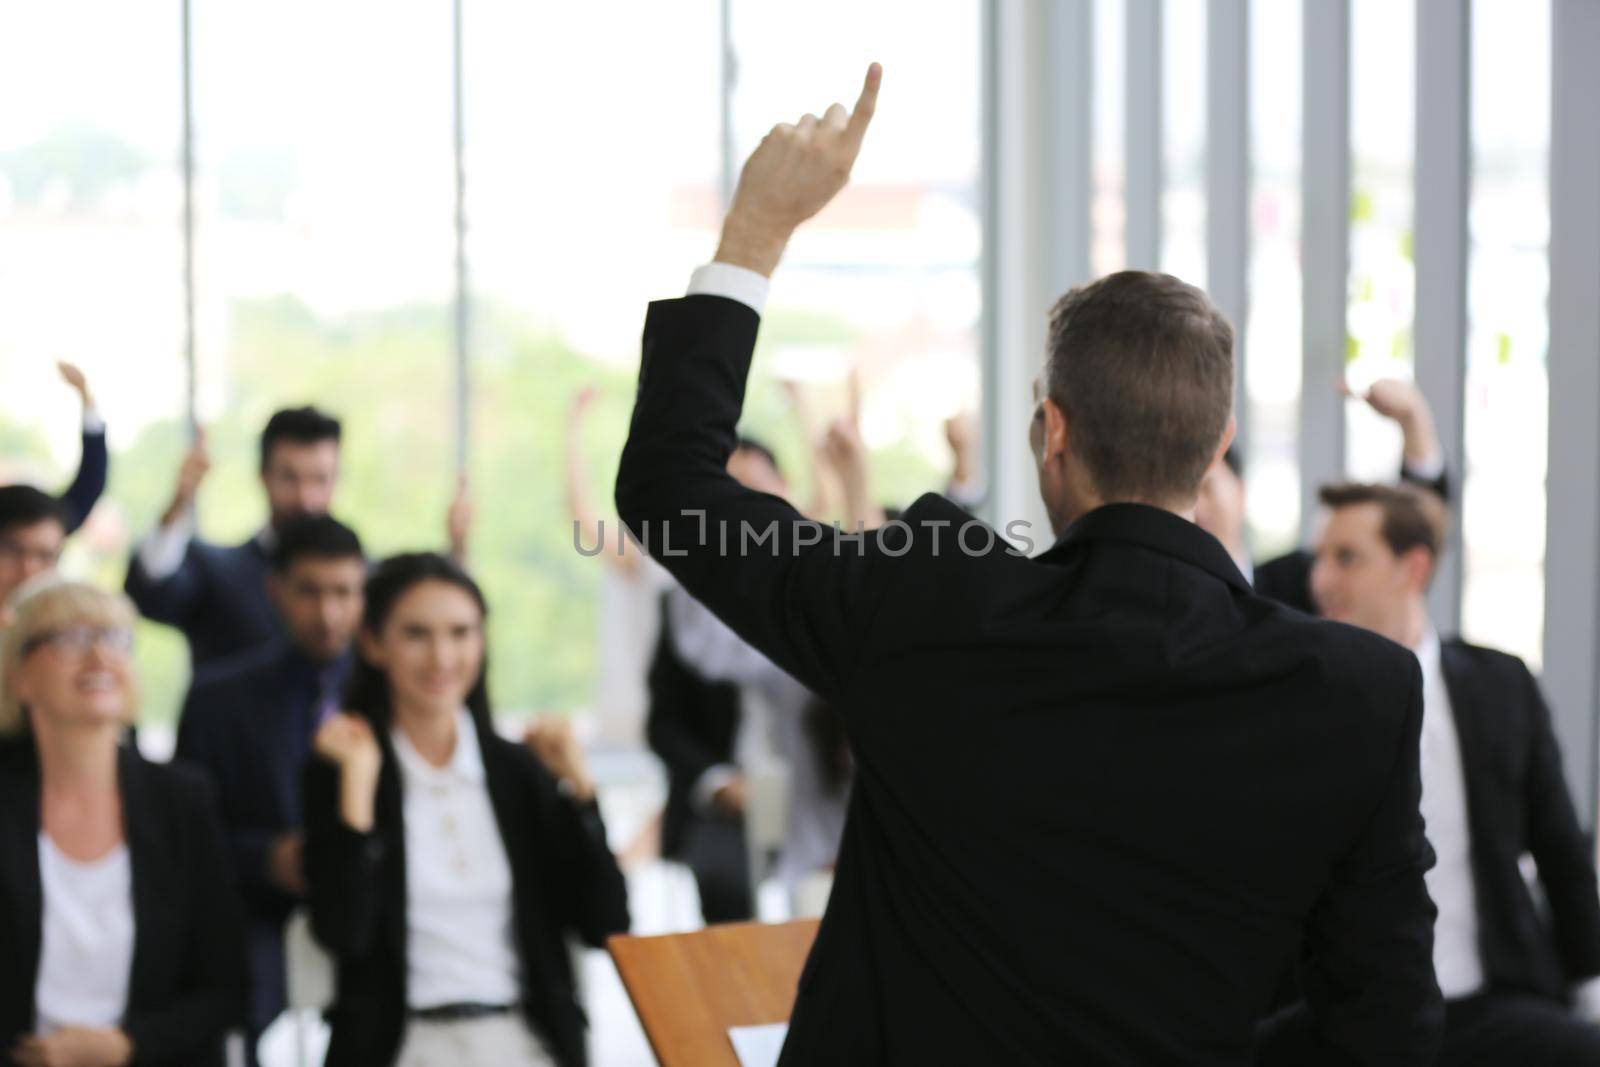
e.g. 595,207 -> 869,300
1125,0 -> 1163,270
981,0 -> 1061,547
1207,0 -> 1250,443
1299,0 -> 1350,540
1544,0 -> 1600,826
1413,0 -> 1470,630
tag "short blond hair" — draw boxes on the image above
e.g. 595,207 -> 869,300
0,577 -> 138,738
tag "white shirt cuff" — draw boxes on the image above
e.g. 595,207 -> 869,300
691,763 -> 741,815
1403,450 -> 1446,482
82,408 -> 106,435
1574,975 -> 1600,1021
688,262 -> 770,315
137,512 -> 196,582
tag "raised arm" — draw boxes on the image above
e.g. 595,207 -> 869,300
615,65 -> 895,702
55,361 -> 107,534
566,386 -> 642,576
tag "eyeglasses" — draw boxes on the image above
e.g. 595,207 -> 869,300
20,625 -> 134,661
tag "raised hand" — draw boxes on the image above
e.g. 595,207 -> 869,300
56,360 -> 94,411
446,472 -> 473,564
313,711 -> 382,830
1341,377 -> 1441,466
160,429 -> 212,527
715,62 -> 883,277
524,716 -> 597,803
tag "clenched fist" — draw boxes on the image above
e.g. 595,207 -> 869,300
715,63 -> 883,278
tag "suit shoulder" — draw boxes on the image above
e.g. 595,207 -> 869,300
1266,609 -> 1421,713
1442,637 -> 1531,680
131,751 -> 219,810
185,645 -> 284,712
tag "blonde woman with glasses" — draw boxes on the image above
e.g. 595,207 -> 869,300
0,578 -> 245,1067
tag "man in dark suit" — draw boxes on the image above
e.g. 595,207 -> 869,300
1306,481 -> 1600,1064
0,489 -> 69,631
174,514 -> 365,1055
125,407 -> 345,674
616,65 -> 1440,1064
1195,376 -> 1450,614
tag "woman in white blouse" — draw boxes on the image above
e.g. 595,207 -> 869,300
0,578 -> 245,1067
304,552 -> 628,1067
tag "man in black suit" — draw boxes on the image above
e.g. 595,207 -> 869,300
175,514 -> 365,1055
125,408 -> 345,673
1307,481 -> 1600,1064
616,65 -> 1440,1064
0,489 -> 69,631
1195,376 -> 1450,614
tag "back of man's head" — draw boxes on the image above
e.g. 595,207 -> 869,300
260,406 -> 342,471
1045,271 -> 1234,507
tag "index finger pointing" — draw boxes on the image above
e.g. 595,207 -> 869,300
845,62 -> 883,145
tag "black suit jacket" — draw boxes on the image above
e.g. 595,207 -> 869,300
645,592 -> 743,858
59,423 -> 108,533
0,744 -> 246,1066
1253,464 -> 1453,615
125,535 -> 282,673
175,643 -> 343,1030
1441,639 -> 1600,998
302,711 -> 630,1067
616,294 -> 1443,1066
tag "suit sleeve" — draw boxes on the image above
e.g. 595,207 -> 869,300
120,775 -> 247,1063
615,295 -> 902,706
124,538 -> 204,631
531,761 -> 630,948
1263,663 -> 1443,1066
1399,461 -> 1450,505
59,425 -> 108,534
1518,661 -> 1600,982
173,691 -> 277,907
302,756 -> 387,960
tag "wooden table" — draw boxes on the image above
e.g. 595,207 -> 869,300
607,919 -> 820,1067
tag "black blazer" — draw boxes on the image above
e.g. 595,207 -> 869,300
175,643 -> 342,1030
124,536 -> 282,673
645,592 -> 743,858
1253,463 -> 1453,615
616,294 -> 1442,1066
0,744 -> 246,1067
1441,639 -> 1600,999
59,423 -> 108,533
302,711 -> 630,1067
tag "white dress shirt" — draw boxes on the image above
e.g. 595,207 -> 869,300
34,835 -> 134,1034
1414,628 -> 1486,1000
392,710 -> 522,1010
668,584 -> 848,895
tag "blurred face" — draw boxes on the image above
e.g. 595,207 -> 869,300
262,440 -> 340,528
360,579 -> 484,720
9,617 -> 135,731
270,555 -> 365,664
1194,458 -> 1246,553
0,519 -> 66,605
727,447 -> 786,497
1310,503 -> 1428,640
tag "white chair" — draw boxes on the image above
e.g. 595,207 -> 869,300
283,909 -> 335,1067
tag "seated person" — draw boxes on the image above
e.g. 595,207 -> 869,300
1196,377 -> 1450,611
0,578 -> 245,1067
174,514 -> 365,1052
304,552 -> 628,1067
644,435 -> 800,924
1302,482 -> 1600,1064
0,489 -> 69,631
